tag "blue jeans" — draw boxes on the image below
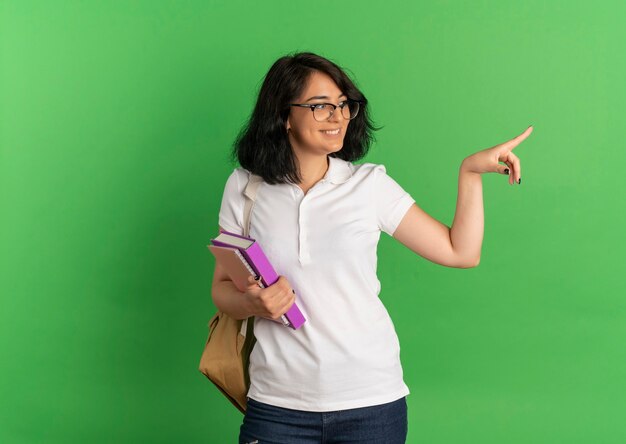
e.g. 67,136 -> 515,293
239,396 -> 408,444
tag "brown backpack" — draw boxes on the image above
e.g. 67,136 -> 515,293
199,172 -> 264,414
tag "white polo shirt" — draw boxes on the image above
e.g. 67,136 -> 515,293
218,155 -> 416,411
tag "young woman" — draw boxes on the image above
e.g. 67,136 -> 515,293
211,51 -> 532,444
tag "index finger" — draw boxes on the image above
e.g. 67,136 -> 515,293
502,125 -> 533,151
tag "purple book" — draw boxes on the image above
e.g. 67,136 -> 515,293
210,229 -> 306,330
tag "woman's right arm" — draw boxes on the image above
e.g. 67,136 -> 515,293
211,225 -> 297,321
211,225 -> 254,320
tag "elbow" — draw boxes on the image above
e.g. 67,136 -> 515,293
459,256 -> 480,268
211,282 -> 227,312
210,288 -> 221,312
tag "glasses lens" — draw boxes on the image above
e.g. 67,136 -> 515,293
313,104 -> 332,122
312,102 -> 360,121
342,100 -> 360,120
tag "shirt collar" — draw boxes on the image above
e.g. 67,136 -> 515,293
246,155 -> 353,186
324,155 -> 353,185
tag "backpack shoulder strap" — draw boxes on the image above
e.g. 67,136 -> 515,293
242,172 -> 264,237
240,171 -> 263,339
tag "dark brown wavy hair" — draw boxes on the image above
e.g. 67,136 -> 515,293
229,51 -> 383,185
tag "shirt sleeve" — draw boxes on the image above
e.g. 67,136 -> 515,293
373,164 -> 416,236
218,168 -> 246,236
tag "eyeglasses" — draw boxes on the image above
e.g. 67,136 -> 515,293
289,99 -> 361,122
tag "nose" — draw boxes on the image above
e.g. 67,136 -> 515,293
329,105 -> 343,123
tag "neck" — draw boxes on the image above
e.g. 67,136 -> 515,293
293,151 -> 329,186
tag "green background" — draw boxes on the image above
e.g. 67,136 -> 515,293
1,1 -> 624,443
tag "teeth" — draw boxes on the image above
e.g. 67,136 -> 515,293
322,129 -> 340,134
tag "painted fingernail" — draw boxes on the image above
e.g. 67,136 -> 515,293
518,178 -> 521,185
504,168 -> 509,175
292,289 -> 295,294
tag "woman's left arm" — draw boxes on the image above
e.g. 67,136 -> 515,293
449,166 -> 484,267
394,125 -> 533,268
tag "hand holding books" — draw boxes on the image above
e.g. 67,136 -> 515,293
244,275 -> 297,323
208,229 -> 306,329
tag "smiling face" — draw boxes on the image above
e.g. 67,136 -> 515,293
286,70 -> 351,157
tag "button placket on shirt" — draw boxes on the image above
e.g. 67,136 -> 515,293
293,179 -> 326,266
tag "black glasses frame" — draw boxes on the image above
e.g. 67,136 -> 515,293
289,99 -> 362,121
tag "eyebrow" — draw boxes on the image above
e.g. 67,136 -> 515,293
305,93 -> 347,102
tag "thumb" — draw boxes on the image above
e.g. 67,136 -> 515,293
497,164 -> 510,175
